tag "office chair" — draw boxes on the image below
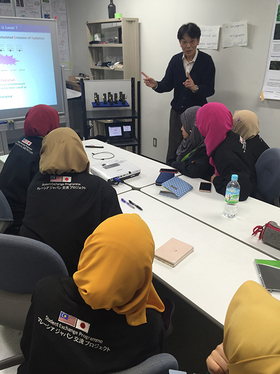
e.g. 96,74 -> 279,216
0,191 -> 13,233
255,148 -> 280,206
0,352 -> 179,373
112,353 -> 179,374
0,234 -> 68,371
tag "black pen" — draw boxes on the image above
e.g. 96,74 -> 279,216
128,200 -> 143,211
85,145 -> 104,148
121,198 -> 135,209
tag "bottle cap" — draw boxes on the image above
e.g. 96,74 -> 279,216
231,174 -> 238,181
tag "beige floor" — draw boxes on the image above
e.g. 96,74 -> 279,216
0,325 -> 22,373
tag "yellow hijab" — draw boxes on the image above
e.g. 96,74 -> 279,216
232,110 -> 260,140
224,280 -> 280,374
39,127 -> 89,175
73,213 -> 165,326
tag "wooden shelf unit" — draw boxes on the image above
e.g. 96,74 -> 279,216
86,18 -> 140,81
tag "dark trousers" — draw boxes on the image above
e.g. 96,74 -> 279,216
166,108 -> 183,166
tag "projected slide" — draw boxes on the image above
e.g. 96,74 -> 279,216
0,23 -> 57,110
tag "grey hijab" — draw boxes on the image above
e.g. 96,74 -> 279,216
176,106 -> 205,162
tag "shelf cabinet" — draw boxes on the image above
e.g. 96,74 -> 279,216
80,78 -> 141,154
86,18 -> 140,81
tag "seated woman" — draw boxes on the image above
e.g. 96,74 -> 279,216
172,106 -> 214,180
0,104 -> 59,234
206,280 -> 280,374
233,109 -> 269,162
20,127 -> 122,275
196,102 -> 257,201
18,213 -> 165,374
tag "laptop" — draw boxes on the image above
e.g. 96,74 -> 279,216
105,123 -> 138,146
90,159 -> 141,183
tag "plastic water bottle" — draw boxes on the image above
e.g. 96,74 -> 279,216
223,174 -> 240,218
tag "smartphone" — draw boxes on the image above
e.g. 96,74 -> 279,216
155,172 -> 175,186
199,182 -> 212,193
159,168 -> 178,173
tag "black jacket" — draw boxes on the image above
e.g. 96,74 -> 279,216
172,146 -> 214,181
155,50 -> 215,114
18,276 -> 164,374
0,136 -> 42,228
20,171 -> 122,275
246,134 -> 269,164
212,131 -> 258,201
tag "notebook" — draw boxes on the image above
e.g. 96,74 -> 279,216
105,123 -> 138,146
255,259 -> 280,292
90,159 -> 140,183
160,176 -> 193,199
155,238 -> 194,267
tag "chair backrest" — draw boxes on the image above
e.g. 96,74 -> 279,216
0,190 -> 13,233
255,148 -> 280,205
0,234 -> 68,330
112,353 -> 179,374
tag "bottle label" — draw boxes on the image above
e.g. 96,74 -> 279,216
225,187 -> 239,204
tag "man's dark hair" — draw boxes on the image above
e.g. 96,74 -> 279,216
177,23 -> 201,40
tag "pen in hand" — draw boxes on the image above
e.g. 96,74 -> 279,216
128,200 -> 143,211
121,198 -> 135,209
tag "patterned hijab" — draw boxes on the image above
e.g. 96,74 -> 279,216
24,104 -> 59,137
73,213 -> 165,326
39,127 -> 89,175
224,281 -> 280,374
232,110 -> 260,140
196,102 -> 233,175
176,106 -> 204,161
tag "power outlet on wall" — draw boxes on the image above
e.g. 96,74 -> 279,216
153,138 -> 157,147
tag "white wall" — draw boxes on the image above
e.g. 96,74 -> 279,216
66,0 -> 279,162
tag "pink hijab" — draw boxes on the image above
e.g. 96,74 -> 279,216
196,102 -> 233,175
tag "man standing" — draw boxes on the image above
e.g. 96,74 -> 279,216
142,23 -> 215,165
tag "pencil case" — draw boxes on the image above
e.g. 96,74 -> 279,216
252,221 -> 280,250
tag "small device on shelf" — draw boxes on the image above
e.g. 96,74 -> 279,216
92,90 -> 129,107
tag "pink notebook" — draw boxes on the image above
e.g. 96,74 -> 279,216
155,238 -> 194,267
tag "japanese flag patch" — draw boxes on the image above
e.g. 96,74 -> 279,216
50,176 -> 72,182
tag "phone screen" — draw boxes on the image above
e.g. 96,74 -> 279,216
199,182 -> 212,192
159,168 -> 178,173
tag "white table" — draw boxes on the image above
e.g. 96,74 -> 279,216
83,139 -> 168,189
141,175 -> 280,259
0,155 -> 8,164
118,190 -> 280,327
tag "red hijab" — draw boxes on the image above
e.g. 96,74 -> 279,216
196,102 -> 233,175
24,104 -> 59,137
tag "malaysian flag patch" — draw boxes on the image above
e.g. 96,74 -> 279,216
22,138 -> 32,146
58,311 -> 77,327
50,176 -> 72,182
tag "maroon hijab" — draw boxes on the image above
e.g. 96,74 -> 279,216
24,104 -> 59,137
